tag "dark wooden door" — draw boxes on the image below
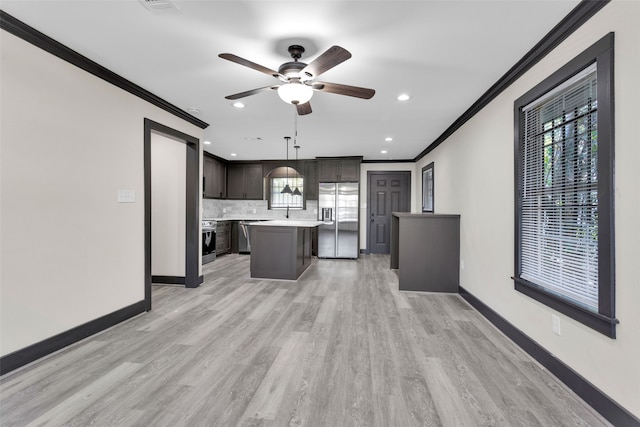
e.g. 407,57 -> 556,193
368,171 -> 410,254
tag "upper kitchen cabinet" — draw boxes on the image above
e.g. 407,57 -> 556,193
203,154 -> 226,199
227,163 -> 263,200
304,160 -> 318,200
317,157 -> 362,182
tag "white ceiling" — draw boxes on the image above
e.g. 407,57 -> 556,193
2,0 -> 580,161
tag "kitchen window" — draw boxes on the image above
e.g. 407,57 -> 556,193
270,176 -> 303,209
513,33 -> 616,337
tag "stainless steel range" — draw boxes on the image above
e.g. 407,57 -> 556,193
202,220 -> 216,264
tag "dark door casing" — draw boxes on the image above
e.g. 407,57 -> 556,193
368,171 -> 410,254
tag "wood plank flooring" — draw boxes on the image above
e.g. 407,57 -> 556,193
0,254 -> 610,426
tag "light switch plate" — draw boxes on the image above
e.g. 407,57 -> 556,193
117,189 -> 135,203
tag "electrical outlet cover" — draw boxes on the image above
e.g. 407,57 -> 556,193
552,315 -> 561,335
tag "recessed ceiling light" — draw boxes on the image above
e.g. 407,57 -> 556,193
233,102 -> 245,109
203,140 -> 211,145
186,107 -> 200,114
396,94 -> 410,101
230,153 -> 237,157
385,137 -> 393,142
381,150 -> 388,154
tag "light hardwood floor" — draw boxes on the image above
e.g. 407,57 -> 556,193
1,254 -> 610,426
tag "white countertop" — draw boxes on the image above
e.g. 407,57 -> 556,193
247,220 -> 324,228
204,217 -> 320,223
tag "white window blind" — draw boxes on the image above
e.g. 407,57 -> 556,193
520,64 -> 598,312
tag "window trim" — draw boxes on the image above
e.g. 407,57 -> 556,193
513,33 -> 617,338
268,171 -> 304,210
422,162 -> 435,213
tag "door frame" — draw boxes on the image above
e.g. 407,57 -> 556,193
144,118 -> 203,311
366,171 -> 411,255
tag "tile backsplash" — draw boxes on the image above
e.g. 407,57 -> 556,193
203,199 -> 318,220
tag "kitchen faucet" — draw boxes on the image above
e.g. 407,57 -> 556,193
285,205 -> 289,219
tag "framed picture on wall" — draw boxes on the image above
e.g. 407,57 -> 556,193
422,162 -> 434,212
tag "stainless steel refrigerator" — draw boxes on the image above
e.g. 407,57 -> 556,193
318,182 -> 359,258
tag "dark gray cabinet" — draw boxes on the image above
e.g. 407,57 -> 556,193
203,155 -> 226,199
318,158 -> 360,182
215,220 -> 232,255
250,224 -> 316,280
227,163 -> 263,199
391,213 -> 460,293
304,160 -> 318,200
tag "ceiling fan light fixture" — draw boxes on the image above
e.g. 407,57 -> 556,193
277,82 -> 313,105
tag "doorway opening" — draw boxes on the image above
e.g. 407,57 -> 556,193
367,171 -> 411,254
144,119 -> 202,311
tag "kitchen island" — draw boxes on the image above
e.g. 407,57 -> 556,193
248,220 -> 324,280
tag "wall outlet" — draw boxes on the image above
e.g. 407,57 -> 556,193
253,209 -> 257,214
552,314 -> 561,335
223,208 -> 227,213
117,189 -> 135,203
460,259 -> 464,270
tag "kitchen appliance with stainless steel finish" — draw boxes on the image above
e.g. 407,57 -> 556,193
202,220 -> 216,264
238,220 -> 252,254
318,182 -> 359,258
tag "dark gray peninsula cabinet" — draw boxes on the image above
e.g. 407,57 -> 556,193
391,213 -> 460,293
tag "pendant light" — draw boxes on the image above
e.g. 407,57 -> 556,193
281,136 -> 293,194
292,144 -> 302,196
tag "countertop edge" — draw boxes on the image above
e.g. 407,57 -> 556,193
392,212 -> 461,218
248,220 -> 324,227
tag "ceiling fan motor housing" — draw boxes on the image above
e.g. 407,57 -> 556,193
278,61 -> 307,80
278,45 -> 313,81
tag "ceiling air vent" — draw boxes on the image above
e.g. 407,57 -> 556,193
139,0 -> 178,11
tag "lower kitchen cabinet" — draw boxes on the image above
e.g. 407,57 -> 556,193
215,221 -> 232,255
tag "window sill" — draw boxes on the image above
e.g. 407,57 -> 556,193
512,277 -> 618,338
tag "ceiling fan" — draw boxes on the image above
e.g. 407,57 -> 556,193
219,45 -> 375,115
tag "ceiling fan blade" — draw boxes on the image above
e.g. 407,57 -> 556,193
295,102 -> 312,115
300,46 -> 351,80
312,82 -> 375,99
224,85 -> 279,100
219,53 -> 284,79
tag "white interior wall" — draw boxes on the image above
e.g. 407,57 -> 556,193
151,132 -> 186,277
0,30 -> 204,356
415,0 -> 640,416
